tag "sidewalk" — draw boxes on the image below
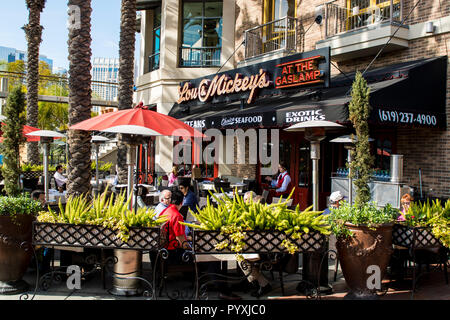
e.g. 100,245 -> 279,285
1,258 -> 448,301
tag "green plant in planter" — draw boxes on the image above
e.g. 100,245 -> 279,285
31,164 -> 43,172
0,196 -> 42,220
100,162 -> 113,172
21,163 -> 33,172
182,189 -> 330,258
401,199 -> 450,248
37,188 -> 167,242
348,71 -> 374,206
327,202 -> 398,238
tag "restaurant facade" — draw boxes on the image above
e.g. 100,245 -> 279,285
135,0 -> 449,208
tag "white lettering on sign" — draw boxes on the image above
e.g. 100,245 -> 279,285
285,109 -> 325,123
184,120 -> 206,128
220,116 -> 263,127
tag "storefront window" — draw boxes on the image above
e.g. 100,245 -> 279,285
180,0 -> 222,67
298,142 -> 310,187
375,139 -> 392,171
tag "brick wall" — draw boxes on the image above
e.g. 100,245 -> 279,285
233,0 -> 449,198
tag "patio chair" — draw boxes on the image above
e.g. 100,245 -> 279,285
272,197 -> 293,206
261,190 -> 269,203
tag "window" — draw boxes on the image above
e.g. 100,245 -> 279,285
149,6 -> 161,72
262,0 -> 297,54
180,0 -> 222,67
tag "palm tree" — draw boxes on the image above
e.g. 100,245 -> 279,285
23,0 -> 46,165
117,0 -> 137,184
66,0 -> 92,196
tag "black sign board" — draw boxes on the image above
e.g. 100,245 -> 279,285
176,47 -> 331,107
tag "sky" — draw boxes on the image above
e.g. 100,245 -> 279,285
0,0 -> 140,71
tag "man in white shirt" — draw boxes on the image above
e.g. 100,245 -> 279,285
265,162 -> 292,193
53,165 -> 68,190
154,189 -> 172,217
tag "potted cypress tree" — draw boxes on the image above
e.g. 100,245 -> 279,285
327,72 -> 397,299
0,86 -> 42,294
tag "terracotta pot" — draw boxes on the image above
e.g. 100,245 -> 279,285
336,223 -> 393,299
0,214 -> 35,294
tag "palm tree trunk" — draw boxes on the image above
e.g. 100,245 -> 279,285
23,0 -> 46,165
117,0 -> 137,184
67,0 -> 92,196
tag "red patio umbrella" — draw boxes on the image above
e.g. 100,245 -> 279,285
69,102 -> 204,210
70,102 -> 203,138
0,123 -> 40,142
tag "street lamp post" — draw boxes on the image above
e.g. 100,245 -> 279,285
285,120 -> 345,295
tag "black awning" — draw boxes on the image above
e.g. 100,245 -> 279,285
169,56 -> 447,130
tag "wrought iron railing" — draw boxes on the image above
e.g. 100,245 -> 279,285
179,46 -> 221,67
324,0 -> 402,38
244,16 -> 298,60
148,52 -> 160,72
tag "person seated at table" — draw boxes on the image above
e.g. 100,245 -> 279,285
154,189 -> 172,217
179,180 -> 199,215
323,191 -> 345,215
264,162 -> 292,203
398,193 -> 413,221
31,189 -> 46,208
243,191 -> 256,203
168,166 -> 178,187
158,190 -> 191,261
53,165 -> 68,191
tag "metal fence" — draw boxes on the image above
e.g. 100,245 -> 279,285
244,16 -> 298,60
0,71 -> 119,107
179,46 -> 221,67
148,52 -> 160,72
324,0 -> 402,38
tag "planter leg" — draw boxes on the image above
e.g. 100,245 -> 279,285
0,280 -> 29,295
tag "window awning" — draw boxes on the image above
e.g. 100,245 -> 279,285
169,56 -> 447,130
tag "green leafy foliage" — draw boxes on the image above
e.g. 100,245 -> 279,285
37,188 -> 167,242
327,202 -> 398,238
181,189 -> 330,256
0,86 -> 26,196
91,161 -> 113,171
0,196 -> 42,216
401,199 -> 450,248
348,72 -> 374,206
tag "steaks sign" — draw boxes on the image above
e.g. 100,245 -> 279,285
177,47 -> 330,106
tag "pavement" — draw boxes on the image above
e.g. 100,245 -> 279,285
0,252 -> 448,301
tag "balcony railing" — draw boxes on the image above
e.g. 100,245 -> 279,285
148,52 -> 160,72
244,16 -> 298,60
179,46 -> 221,67
324,0 -> 402,38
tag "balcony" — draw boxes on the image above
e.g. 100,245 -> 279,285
316,0 -> 408,61
244,16 -> 298,61
179,46 -> 221,68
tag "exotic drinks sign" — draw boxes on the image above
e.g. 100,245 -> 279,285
177,47 -> 330,106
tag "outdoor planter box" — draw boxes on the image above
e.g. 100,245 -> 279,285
392,223 -> 442,249
32,222 -> 161,251
192,230 -> 327,254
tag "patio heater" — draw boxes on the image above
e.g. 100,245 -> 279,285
330,135 -> 374,205
91,135 -> 110,196
26,130 -> 67,202
285,120 -> 344,210
285,120 -> 344,295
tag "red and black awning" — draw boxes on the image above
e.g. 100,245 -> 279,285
169,56 -> 447,130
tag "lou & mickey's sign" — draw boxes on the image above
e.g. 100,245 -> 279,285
176,48 -> 330,106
